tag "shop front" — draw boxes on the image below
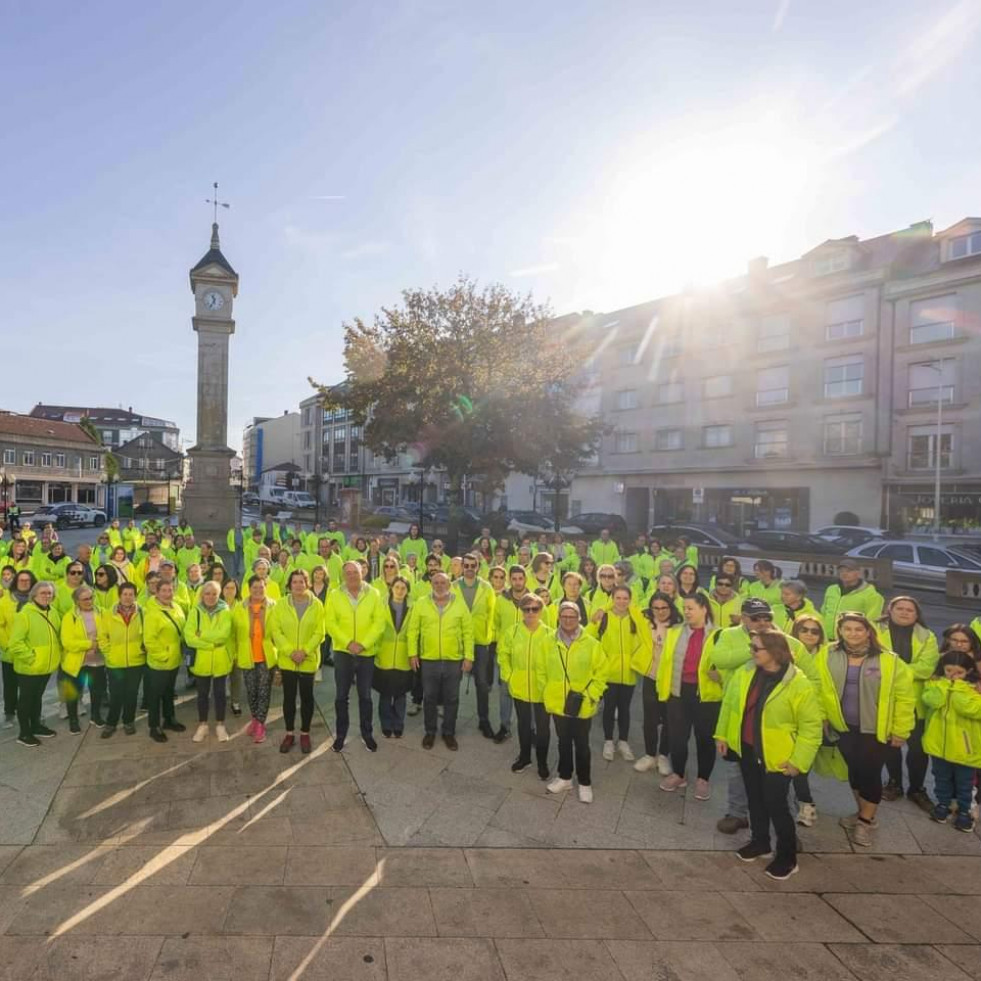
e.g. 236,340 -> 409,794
652,486 -> 810,536
886,483 -> 981,536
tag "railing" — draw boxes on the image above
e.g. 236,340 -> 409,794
696,546 -> 894,589
946,571 -> 981,606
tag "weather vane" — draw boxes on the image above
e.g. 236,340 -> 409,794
205,181 -> 231,223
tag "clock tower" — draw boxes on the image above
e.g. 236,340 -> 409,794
182,221 -> 238,534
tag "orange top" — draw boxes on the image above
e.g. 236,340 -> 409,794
249,601 -> 266,663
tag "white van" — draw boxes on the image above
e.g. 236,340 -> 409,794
281,491 -> 317,509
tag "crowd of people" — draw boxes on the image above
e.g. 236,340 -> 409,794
3,512 -> 981,880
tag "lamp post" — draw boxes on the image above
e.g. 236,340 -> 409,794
926,360 -> 945,542
416,467 -> 426,538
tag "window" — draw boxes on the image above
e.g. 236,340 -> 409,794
303,431 -> 311,450
826,295 -> 864,340
333,427 -> 346,442
89,456 -> 100,470
304,454 -> 312,472
824,356 -> 863,398
918,546 -> 956,568
758,315 -> 791,352
55,453 -> 65,468
824,414 -> 863,455
703,375 -> 732,399
22,451 -> 34,466
40,453 -> 52,467
618,344 -> 639,366
658,336 -> 683,358
879,544 -> 914,563
908,425 -> 953,470
910,295 -> 956,344
813,251 -> 850,276
2,449 -> 13,464
654,429 -> 683,451
908,358 -> 955,406
302,406 -> 312,426
657,382 -> 683,404
350,426 -> 361,439
101,430 -> 114,444
614,432 -> 638,453
703,424 -> 732,448
754,421 -> 788,459
949,230 -> 981,260
756,366 -> 789,406
617,389 -> 639,410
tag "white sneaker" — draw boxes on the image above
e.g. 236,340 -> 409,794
657,754 -> 672,776
215,724 -> 229,742
58,703 -> 69,720
547,777 -> 574,794
315,669 -> 323,682
797,803 -> 818,827
602,740 -> 615,761
1,716 -> 14,730
633,754 -> 657,773
578,784 -> 593,804
617,741 -> 635,761
192,723 -> 209,743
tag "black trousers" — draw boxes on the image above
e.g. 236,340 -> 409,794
473,644 -> 492,723
554,714 -> 592,785
281,670 -> 315,732
421,660 -> 462,736
333,651 -> 374,741
146,666 -> 179,729
739,751 -> 796,865
602,681 -> 634,741
667,684 -> 720,781
884,717 -> 928,792
106,666 -> 143,727
641,676 -> 670,757
60,665 -> 107,722
3,660 -> 19,717
838,726 -> 888,804
514,699 -> 550,766
16,672 -> 49,739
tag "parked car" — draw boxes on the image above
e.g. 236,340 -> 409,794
506,510 -> 583,536
29,503 -> 107,529
814,524 -> 887,541
569,512 -> 629,539
822,528 -> 884,550
846,539 -> 981,587
241,492 -> 260,506
745,531 -> 847,556
649,523 -> 756,553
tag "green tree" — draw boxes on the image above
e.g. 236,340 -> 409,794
312,276 -> 603,549
78,416 -> 117,480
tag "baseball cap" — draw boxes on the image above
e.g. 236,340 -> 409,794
837,558 -> 860,570
741,598 -> 772,617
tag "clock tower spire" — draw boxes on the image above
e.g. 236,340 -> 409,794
183,205 -> 239,534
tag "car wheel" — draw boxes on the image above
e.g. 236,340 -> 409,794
93,515 -> 106,527
55,517 -> 69,530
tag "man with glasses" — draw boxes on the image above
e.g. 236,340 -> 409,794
453,553 -> 497,739
408,572 -> 474,750
491,566 -> 533,742
819,558 -> 884,637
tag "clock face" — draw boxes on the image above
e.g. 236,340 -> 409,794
203,290 -> 225,311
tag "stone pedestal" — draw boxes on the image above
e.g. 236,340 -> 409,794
183,448 -> 237,536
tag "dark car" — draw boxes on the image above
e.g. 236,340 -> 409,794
569,512 -> 629,539
745,531 -> 846,555
649,523 -> 755,552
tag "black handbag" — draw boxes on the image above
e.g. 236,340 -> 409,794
559,645 -> 585,716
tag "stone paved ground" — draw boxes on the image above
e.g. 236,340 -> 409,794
2,673 -> 981,979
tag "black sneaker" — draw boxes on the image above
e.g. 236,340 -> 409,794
17,734 -> 40,748
330,736 -> 345,753
33,725 -> 56,738
881,780 -> 902,802
123,724 -> 136,735
149,729 -> 168,744
764,858 -> 799,881
362,735 -> 378,753
478,720 -> 495,739
736,841 -> 773,862
954,812 -> 976,833
382,729 -> 393,738
101,727 -> 116,739
163,721 -> 186,733
230,702 -> 243,716
69,720 -> 82,735
393,730 -> 403,738
907,789 -> 934,814
538,762 -> 550,780
493,726 -> 511,744
90,716 -> 106,729
511,757 -> 532,773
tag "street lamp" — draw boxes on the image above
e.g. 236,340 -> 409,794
925,360 -> 946,542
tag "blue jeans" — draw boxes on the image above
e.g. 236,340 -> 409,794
490,642 -> 513,729
931,756 -> 974,814
378,692 -> 406,734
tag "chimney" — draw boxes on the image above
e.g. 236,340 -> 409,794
748,256 -> 769,277
128,406 -> 133,413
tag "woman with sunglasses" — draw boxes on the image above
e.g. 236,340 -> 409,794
589,564 -> 618,617
709,557 -> 747,596
374,576 -> 414,738
632,592 -> 680,775
55,562 -> 88,617
875,596 -> 939,811
715,630 -> 822,880
707,573 -> 741,630
813,612 -> 915,847
590,584 -> 642,762
788,615 -> 828,827
92,564 -> 120,613
498,594 -> 554,778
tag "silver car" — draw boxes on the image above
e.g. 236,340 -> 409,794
846,539 -> 981,587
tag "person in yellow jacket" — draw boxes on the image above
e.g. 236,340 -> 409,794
498,594 -> 554,779
93,564 -> 121,614
54,562 -> 88,617
714,630 -> 823,880
453,554 -> 498,739
588,585 -> 642,763
272,569 -> 327,754
59,584 -> 107,732
9,581 -> 62,746
143,579 -> 188,742
374,576 -> 414,738
772,580 -> 818,633
1,571 -> 35,728
489,566 -> 534,741
98,582 -> 145,738
233,575 -> 278,745
183,581 -> 234,743
814,611 -> 915,847
589,529 -> 621,566
921,651 -> 981,832
408,571 -> 474,751
323,562 -> 385,753
537,602 -> 608,802
875,596 -> 940,811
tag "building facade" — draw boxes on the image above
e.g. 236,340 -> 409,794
0,412 -> 107,510
241,411 -> 300,489
116,432 -> 183,516
30,405 -> 180,452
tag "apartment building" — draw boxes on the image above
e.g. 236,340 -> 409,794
241,412 -> 300,489
30,405 -> 180,452
571,217 -> 981,534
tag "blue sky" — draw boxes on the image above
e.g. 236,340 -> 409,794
3,0 -> 980,451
